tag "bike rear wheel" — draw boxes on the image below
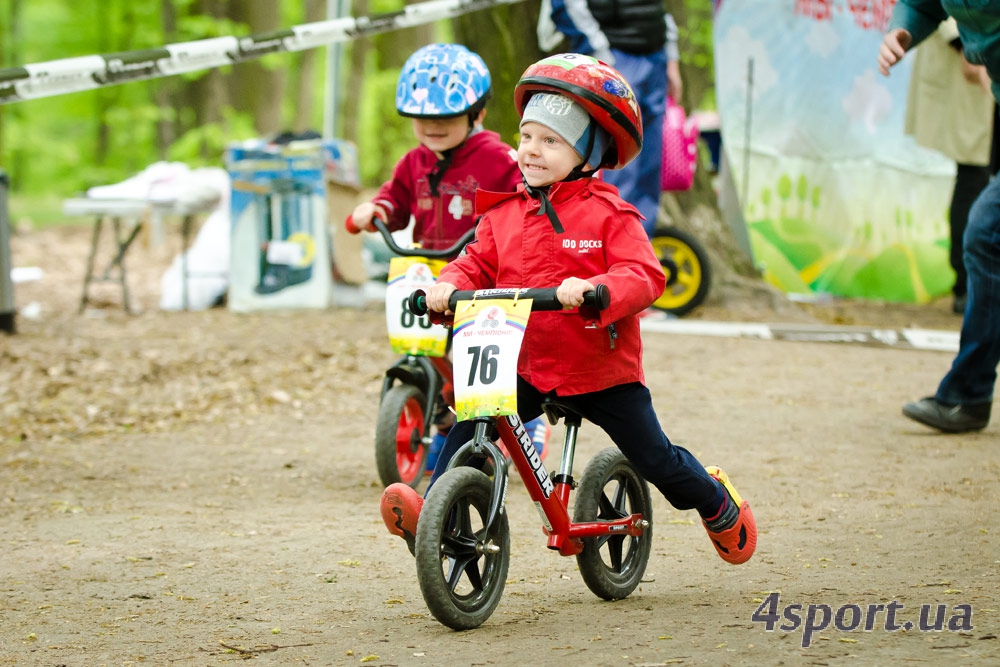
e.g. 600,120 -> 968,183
650,226 -> 711,316
574,447 -> 653,600
415,467 -> 510,630
374,384 -> 428,488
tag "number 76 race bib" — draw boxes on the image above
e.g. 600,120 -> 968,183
451,298 -> 532,422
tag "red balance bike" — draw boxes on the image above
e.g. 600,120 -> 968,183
406,286 -> 652,630
345,215 -> 475,489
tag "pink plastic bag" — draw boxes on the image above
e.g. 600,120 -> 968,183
661,96 -> 699,191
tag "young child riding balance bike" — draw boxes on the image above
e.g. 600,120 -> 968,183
381,53 -> 757,566
350,43 -> 550,469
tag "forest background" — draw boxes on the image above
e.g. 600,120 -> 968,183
0,0 -> 717,227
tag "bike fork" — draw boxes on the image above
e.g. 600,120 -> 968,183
447,418 -> 510,541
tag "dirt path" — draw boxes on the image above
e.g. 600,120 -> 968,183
2,225 -> 997,665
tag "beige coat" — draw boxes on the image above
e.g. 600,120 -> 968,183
905,18 -> 994,166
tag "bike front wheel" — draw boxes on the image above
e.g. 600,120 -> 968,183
574,447 -> 653,600
415,467 -> 510,630
374,384 -> 428,488
650,226 -> 711,316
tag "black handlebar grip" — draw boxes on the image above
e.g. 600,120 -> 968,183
408,289 -> 429,316
585,284 -> 610,310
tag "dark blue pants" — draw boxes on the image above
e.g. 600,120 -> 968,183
428,378 -> 724,517
937,174 -> 1000,405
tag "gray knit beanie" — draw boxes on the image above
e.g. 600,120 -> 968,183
520,93 -> 611,169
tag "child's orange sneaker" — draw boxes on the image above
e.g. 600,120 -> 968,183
702,466 -> 757,565
380,483 -> 423,555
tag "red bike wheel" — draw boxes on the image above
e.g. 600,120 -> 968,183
375,384 -> 428,488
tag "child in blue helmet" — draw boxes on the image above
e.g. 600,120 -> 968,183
350,44 -> 550,468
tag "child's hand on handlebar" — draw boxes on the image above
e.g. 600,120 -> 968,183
557,277 -> 596,309
349,202 -> 386,231
427,281 -> 458,314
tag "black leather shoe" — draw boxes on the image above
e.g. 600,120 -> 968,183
902,397 -> 990,433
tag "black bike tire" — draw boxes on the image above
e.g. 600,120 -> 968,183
374,384 -> 428,489
651,226 -> 712,317
415,467 -> 510,630
574,447 -> 653,601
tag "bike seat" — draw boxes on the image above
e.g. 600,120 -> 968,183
540,399 -> 583,427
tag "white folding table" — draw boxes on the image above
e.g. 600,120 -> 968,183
63,196 -> 219,313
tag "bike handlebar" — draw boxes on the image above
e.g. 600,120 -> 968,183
344,212 -> 476,260
407,285 -> 610,317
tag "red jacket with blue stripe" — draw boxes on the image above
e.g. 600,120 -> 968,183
438,178 -> 666,396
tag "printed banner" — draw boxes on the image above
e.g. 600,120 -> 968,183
451,298 -> 532,422
714,0 -> 958,303
385,257 -> 450,357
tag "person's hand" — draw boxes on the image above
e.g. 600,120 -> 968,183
667,59 -> 683,103
878,28 -> 912,76
556,277 -> 595,309
349,202 -> 385,231
961,58 -> 992,94
426,281 -> 457,314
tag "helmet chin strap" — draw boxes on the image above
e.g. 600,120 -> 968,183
523,180 -> 564,234
427,148 -> 455,197
566,127 -> 600,182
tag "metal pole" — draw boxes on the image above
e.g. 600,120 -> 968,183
323,0 -> 353,139
0,169 -> 15,334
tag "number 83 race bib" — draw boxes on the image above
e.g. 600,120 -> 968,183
385,257 -> 450,357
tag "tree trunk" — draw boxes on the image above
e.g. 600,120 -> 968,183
155,0 -> 178,158
293,0 -> 326,133
341,0 -> 370,145
229,0 -> 285,137
454,1 -> 545,147
185,0 -> 229,156
93,0 -> 115,168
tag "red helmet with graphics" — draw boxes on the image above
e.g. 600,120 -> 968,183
514,53 -> 642,170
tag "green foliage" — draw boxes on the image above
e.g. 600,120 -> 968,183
357,64 -> 412,185
168,109 -> 258,166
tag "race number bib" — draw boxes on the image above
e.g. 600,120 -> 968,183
451,298 -> 532,421
385,257 -> 449,356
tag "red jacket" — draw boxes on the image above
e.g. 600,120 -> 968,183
438,178 -> 666,396
374,130 -> 520,251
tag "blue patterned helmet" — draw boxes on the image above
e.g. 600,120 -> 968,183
396,44 -> 493,119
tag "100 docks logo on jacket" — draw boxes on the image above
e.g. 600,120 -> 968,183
563,238 -> 602,253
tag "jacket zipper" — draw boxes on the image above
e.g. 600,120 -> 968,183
608,323 -> 617,350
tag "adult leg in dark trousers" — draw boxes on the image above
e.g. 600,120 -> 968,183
951,163 -> 991,313
951,103 -> 999,315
